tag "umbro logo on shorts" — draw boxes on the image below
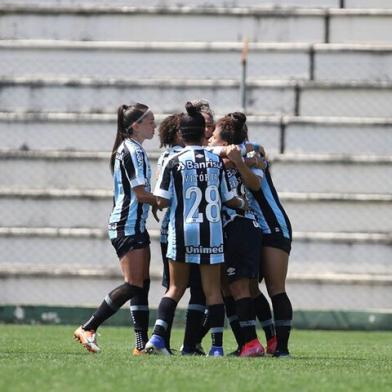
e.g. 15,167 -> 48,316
226,267 -> 236,276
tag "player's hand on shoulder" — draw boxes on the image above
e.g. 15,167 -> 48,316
226,144 -> 242,164
247,151 -> 268,171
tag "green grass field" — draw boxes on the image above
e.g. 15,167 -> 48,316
0,325 -> 391,392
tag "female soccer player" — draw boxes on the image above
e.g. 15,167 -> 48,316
145,102 -> 246,357
213,113 -> 292,357
74,103 -> 158,354
157,114 -> 207,355
190,98 -> 215,144
248,149 -> 293,358
209,112 -> 266,357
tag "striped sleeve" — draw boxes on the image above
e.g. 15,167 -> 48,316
154,157 -> 173,200
156,151 -> 167,173
122,144 -> 147,188
219,159 -> 236,202
251,167 -> 264,180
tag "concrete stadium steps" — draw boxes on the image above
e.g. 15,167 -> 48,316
0,189 -> 113,229
1,112 -> 392,156
0,41 -> 311,81
3,272 -> 392,309
1,188 -> 390,233
0,228 -> 390,277
3,0 -> 391,10
345,0 -> 392,8
2,77 -> 392,117
282,117 -> 392,156
2,5 -> 392,44
0,150 -> 390,193
3,41 -> 392,83
0,77 -> 295,116
270,154 -> 392,193
314,44 -> 392,82
263,193 -> 392,233
0,1 -> 342,8
0,112 -> 163,152
0,6 -> 327,43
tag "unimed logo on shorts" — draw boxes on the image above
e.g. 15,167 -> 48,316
185,245 -> 224,254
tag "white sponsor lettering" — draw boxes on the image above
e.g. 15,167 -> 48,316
185,244 -> 224,254
185,173 -> 219,183
180,160 -> 222,170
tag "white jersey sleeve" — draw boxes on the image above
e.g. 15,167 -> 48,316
122,141 -> 147,188
154,158 -> 173,200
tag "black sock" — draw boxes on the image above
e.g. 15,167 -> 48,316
130,279 -> 150,350
208,304 -> 225,348
271,292 -> 293,353
224,296 -> 243,348
254,292 -> 276,341
235,297 -> 257,344
83,283 -> 143,331
162,288 -> 173,351
153,297 -> 177,339
183,287 -> 206,350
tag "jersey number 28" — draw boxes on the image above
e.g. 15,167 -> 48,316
185,185 -> 221,223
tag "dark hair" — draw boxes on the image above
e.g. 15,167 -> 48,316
216,112 -> 248,145
158,114 -> 181,148
179,102 -> 205,143
190,98 -> 214,121
110,103 -> 149,172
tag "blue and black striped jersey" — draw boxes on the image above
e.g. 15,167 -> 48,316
249,163 -> 292,240
154,146 -> 235,264
108,138 -> 152,239
156,145 -> 183,244
222,166 -> 261,227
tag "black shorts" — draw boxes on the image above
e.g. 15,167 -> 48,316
258,234 -> 291,282
161,242 -> 202,290
224,217 -> 262,283
111,231 -> 150,259
262,234 -> 291,255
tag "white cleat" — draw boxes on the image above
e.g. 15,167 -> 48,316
144,335 -> 171,356
73,326 -> 100,353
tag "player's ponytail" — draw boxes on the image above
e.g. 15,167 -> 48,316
230,112 -> 248,143
180,102 -> 205,143
185,101 -> 199,116
110,103 -> 149,173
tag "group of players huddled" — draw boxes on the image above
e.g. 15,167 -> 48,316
74,99 -> 293,358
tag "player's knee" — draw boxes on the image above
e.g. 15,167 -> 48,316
266,282 -> 286,297
229,279 -> 250,300
167,284 -> 186,302
123,277 -> 144,287
203,288 -> 222,305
